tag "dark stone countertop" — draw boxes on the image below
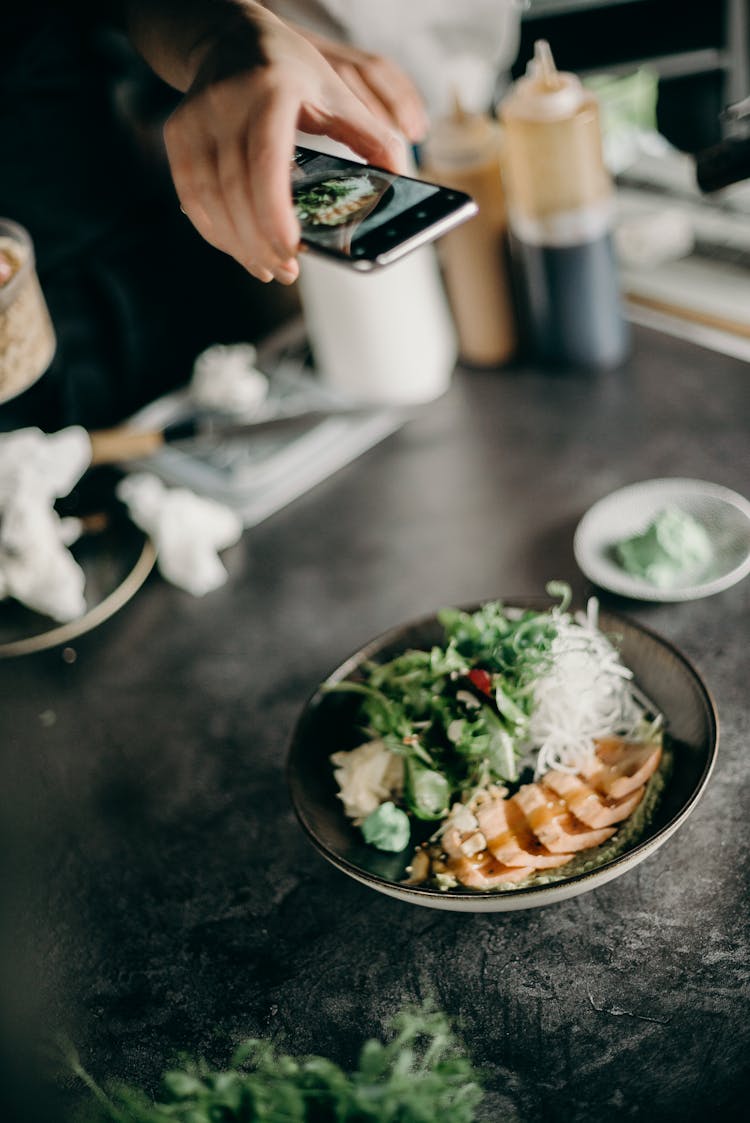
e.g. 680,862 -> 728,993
1,322 -> 748,1121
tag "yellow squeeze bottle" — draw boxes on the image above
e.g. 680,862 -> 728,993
422,99 -> 517,368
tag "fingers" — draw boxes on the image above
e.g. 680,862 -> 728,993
164,118 -> 242,257
292,26 -> 428,142
341,54 -> 428,143
335,61 -> 394,129
217,135 -> 296,283
242,87 -> 301,281
165,99 -> 297,285
317,105 -> 408,176
298,72 -> 409,174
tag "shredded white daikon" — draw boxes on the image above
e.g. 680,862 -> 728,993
520,598 -> 655,778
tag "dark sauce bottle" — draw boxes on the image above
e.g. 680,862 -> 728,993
499,41 -> 629,370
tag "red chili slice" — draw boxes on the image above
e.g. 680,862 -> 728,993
467,668 -> 493,695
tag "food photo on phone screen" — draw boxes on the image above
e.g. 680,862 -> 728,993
291,147 -> 476,268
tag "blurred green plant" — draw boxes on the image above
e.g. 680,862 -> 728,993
65,1005 -> 485,1123
585,67 -> 659,136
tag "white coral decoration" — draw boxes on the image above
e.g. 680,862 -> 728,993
116,472 -> 242,596
190,343 -> 269,417
0,426 -> 91,621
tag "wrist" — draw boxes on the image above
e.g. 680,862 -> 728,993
124,0 -> 270,93
187,6 -> 270,94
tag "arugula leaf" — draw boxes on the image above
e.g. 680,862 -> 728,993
329,599 -> 566,809
438,602 -> 556,682
449,706 -> 519,786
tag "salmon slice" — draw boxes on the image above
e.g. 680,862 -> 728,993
446,852 -> 535,889
513,783 -> 616,853
425,736 -> 662,890
441,821 -> 535,888
582,738 -> 662,800
473,787 -> 574,870
543,769 -> 645,828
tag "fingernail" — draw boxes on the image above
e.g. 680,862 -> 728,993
274,265 -> 298,285
246,261 -> 274,283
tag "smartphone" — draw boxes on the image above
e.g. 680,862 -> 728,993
292,146 -> 477,271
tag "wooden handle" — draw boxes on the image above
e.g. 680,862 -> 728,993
625,291 -> 750,340
89,427 -> 165,465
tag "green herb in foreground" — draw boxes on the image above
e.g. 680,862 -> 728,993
69,1007 -> 484,1123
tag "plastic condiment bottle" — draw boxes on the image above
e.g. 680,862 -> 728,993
422,101 -> 517,368
499,40 -> 629,369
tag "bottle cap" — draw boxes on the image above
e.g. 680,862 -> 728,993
423,92 -> 501,167
502,40 -> 586,122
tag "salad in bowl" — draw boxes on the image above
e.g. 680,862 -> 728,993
328,584 -> 668,892
287,584 -> 717,910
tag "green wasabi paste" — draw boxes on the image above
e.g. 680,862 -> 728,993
615,505 -> 713,587
362,801 -> 411,853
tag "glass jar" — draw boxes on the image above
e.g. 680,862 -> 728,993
0,218 -> 56,405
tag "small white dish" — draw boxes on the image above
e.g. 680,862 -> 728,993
574,478 -> 750,602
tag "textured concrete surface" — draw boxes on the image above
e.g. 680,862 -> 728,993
1,323 -> 748,1121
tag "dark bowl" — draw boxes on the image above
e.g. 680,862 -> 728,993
287,599 -> 718,911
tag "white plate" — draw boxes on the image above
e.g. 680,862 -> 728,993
574,478 -> 750,602
0,519 -> 155,658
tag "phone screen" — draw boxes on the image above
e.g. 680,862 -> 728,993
292,147 -> 475,269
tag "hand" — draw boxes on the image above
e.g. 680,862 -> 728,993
162,6 -> 410,285
291,26 -> 428,145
